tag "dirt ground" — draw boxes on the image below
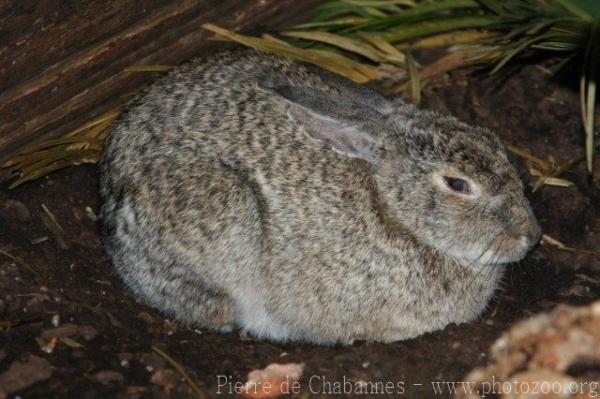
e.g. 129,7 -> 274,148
1,61 -> 600,399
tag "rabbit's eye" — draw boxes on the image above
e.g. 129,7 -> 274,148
444,176 -> 471,194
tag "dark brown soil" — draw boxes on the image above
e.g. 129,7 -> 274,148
1,63 -> 600,399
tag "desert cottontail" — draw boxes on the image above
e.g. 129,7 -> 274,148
100,49 -> 541,344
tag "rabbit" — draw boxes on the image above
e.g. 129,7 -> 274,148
99,49 -> 541,344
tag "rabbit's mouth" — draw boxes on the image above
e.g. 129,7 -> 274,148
449,232 -> 539,266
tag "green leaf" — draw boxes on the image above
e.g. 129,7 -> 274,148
583,74 -> 596,173
293,17 -> 368,30
491,33 -> 554,74
554,0 -> 594,21
347,0 -> 481,32
476,0 -> 509,16
382,15 -> 500,43
282,31 -> 388,62
405,52 -> 421,103
580,20 -> 600,173
202,24 -> 379,83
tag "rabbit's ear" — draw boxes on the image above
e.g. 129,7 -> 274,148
260,69 -> 394,115
287,104 -> 382,165
259,76 -> 383,164
306,66 -> 395,115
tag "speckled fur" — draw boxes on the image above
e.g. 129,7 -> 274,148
99,49 -> 540,344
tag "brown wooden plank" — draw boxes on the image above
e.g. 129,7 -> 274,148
0,0 -> 321,164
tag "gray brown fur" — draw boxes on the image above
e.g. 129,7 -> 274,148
100,50 -> 540,344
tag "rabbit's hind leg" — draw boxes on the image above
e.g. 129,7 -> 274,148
141,156 -> 265,332
108,233 -> 237,331
104,154 -> 263,333
150,273 -> 236,332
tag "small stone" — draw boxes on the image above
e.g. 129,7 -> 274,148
139,353 -> 166,371
2,200 -> 31,223
137,312 -> 153,324
118,352 -> 133,362
151,369 -> 180,394
92,371 -> 124,385
78,325 -> 99,341
0,355 -> 52,398
163,319 -> 177,335
41,323 -> 78,340
85,206 -> 98,221
125,386 -> 147,395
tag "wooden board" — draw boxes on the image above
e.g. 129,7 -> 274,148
0,0 -> 321,163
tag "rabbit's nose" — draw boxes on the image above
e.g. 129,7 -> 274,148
522,219 -> 542,248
